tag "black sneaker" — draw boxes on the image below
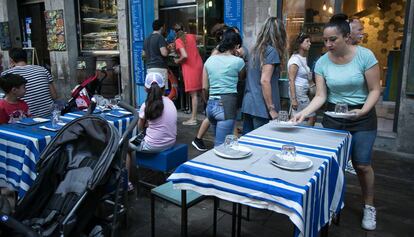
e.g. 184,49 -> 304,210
192,137 -> 207,151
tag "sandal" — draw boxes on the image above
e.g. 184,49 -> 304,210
182,119 -> 198,126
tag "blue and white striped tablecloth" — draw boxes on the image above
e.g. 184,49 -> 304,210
168,123 -> 351,237
0,110 -> 136,198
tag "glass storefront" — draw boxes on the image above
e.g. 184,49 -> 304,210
159,0 -> 224,59
77,0 -> 119,52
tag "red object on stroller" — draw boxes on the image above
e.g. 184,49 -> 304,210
62,71 -> 107,115
71,75 -> 97,109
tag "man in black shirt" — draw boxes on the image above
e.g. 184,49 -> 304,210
143,20 -> 169,86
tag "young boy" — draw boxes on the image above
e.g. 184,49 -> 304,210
0,73 -> 31,124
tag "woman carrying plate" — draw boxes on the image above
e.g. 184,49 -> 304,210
291,14 -> 380,231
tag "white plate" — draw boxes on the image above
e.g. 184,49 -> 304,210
270,155 -> 313,171
272,121 -> 297,128
17,117 -> 50,125
213,146 -> 252,159
324,111 -> 356,119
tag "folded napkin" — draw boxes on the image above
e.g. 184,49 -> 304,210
270,154 -> 312,170
214,144 -> 251,158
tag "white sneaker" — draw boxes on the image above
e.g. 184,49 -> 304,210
345,160 -> 357,175
362,205 -> 376,230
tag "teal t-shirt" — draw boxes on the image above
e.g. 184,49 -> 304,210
314,46 -> 378,105
204,54 -> 245,95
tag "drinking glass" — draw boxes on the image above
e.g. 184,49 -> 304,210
51,109 -> 61,128
281,144 -> 297,161
224,135 -> 239,150
277,110 -> 289,122
50,102 -> 63,127
335,103 -> 348,114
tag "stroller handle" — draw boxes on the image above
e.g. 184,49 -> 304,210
117,101 -> 139,145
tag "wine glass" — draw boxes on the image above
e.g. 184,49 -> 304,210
224,135 -> 239,150
335,103 -> 348,114
281,144 -> 297,161
277,110 -> 289,122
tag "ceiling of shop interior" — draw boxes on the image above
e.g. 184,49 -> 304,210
343,0 -> 393,17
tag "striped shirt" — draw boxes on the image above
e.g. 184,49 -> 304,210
1,65 -> 54,118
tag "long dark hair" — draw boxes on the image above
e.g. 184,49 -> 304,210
144,83 -> 164,120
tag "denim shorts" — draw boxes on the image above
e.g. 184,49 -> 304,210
350,130 -> 377,165
206,99 -> 236,146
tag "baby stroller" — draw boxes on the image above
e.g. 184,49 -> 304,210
0,101 -> 138,237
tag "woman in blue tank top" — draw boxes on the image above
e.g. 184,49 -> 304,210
291,14 -> 380,231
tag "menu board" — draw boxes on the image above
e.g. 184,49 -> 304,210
0,22 -> 11,50
44,10 -> 66,51
130,0 -> 145,85
224,0 -> 243,36
131,0 -> 144,42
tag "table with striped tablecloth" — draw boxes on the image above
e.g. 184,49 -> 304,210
168,123 -> 351,237
0,110 -> 136,198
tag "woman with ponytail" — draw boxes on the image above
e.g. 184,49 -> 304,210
241,16 -> 287,134
203,30 -> 245,146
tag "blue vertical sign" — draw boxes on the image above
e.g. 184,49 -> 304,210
224,0 -> 243,36
130,0 -> 145,85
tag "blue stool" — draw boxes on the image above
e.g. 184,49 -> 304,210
135,144 -> 188,188
150,182 -> 218,237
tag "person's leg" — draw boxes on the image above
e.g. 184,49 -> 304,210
242,113 -> 254,135
206,99 -> 218,139
196,118 -> 210,139
183,91 -> 198,125
215,119 -> 235,146
351,130 -> 377,230
252,116 -> 269,130
191,91 -> 198,121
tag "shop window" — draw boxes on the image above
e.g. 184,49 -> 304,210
77,0 -> 119,52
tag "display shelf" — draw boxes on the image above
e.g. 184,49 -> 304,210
78,0 -> 118,52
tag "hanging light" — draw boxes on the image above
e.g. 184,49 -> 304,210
323,2 -> 327,11
208,1 -> 213,8
328,6 -> 333,14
